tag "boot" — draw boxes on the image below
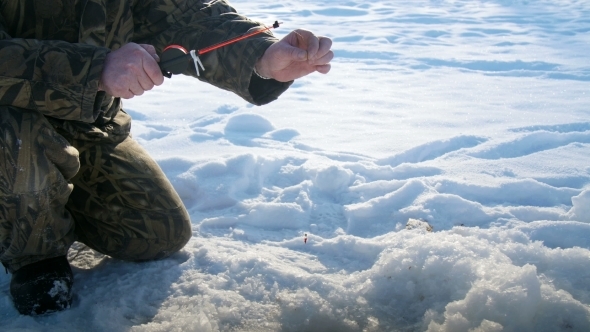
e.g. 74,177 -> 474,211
9,256 -> 73,315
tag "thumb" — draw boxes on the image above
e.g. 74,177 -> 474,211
287,45 -> 307,61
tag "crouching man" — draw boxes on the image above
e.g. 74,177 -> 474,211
0,0 -> 332,315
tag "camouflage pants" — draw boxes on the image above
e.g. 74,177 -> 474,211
0,107 -> 191,273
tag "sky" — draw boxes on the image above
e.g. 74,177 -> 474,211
1,0 -> 590,331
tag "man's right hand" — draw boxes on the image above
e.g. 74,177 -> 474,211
98,43 -> 164,99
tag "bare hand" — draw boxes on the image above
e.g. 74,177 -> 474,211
98,43 -> 164,99
255,29 -> 333,82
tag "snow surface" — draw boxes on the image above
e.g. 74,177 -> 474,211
2,0 -> 590,331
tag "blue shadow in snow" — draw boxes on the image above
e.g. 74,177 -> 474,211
510,122 -> 590,133
378,135 -> 486,167
420,58 -> 559,72
334,50 -> 400,60
313,8 -> 367,17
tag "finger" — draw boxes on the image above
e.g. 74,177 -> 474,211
137,74 -> 155,91
136,61 -> 156,91
296,29 -> 320,62
139,44 -> 159,62
315,64 -> 331,74
128,81 -> 145,97
103,78 -> 132,98
311,50 -> 334,66
120,90 -> 135,99
280,31 -> 306,61
141,55 -> 165,86
128,45 -> 163,87
281,43 -> 308,62
317,37 -> 333,58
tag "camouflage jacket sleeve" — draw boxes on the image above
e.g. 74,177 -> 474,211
132,0 -> 293,106
0,17 -> 110,123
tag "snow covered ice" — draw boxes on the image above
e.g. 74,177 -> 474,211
2,0 -> 590,331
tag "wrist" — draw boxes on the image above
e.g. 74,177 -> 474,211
254,59 -> 273,80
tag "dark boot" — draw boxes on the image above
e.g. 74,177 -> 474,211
9,256 -> 73,315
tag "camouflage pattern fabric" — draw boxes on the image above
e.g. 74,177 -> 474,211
0,0 -> 292,272
0,0 -> 292,129
0,107 -> 192,272
0,106 -> 78,272
67,111 -> 192,263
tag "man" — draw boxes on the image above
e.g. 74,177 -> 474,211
0,0 -> 333,315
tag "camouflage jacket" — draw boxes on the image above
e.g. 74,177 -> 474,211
0,0 -> 292,139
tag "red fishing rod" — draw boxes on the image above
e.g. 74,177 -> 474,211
159,21 -> 281,78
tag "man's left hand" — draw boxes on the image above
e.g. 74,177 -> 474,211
255,29 -> 333,82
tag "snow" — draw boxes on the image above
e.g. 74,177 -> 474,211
2,0 -> 590,331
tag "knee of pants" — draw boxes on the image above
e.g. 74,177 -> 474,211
129,224 -> 192,261
148,208 -> 192,259
77,206 -> 193,262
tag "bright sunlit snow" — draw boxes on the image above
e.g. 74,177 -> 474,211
2,0 -> 590,331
